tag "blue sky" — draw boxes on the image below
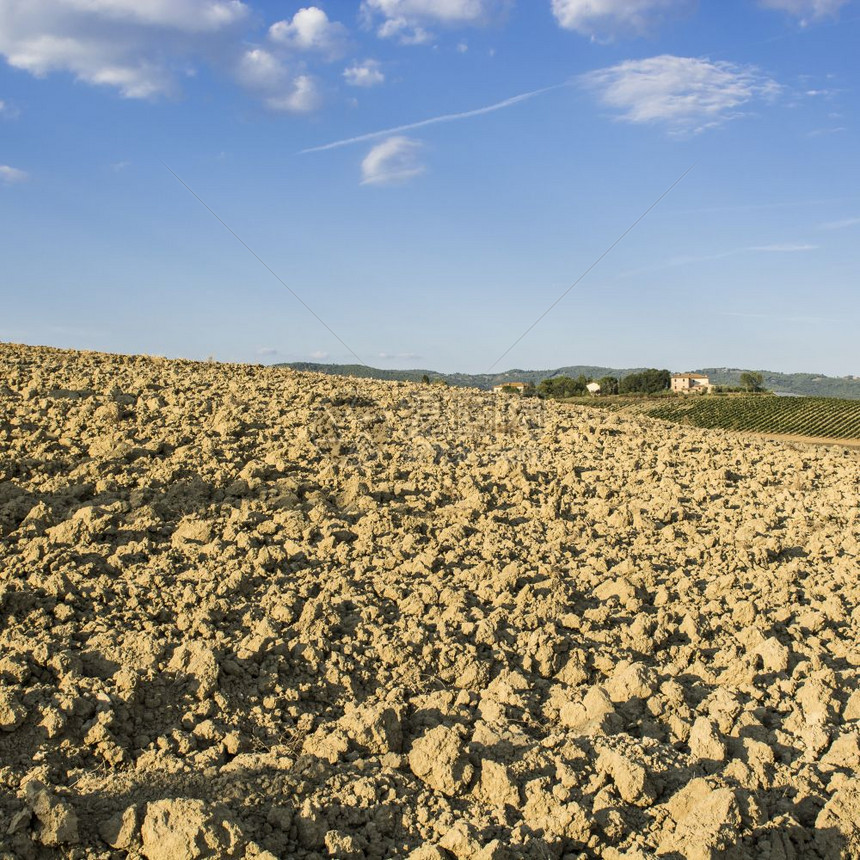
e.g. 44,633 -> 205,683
1,0 -> 858,375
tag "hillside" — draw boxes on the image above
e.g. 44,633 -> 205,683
700,368 -> 860,399
284,362 -> 860,399
2,343 -> 860,858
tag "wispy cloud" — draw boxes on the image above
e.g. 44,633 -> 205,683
0,165 -> 28,184
583,55 -> 781,135
718,310 -> 840,323
680,242 -> 818,263
361,136 -> 425,185
674,195 -> 860,215
667,250 -> 738,267
378,351 -> 422,360
0,98 -> 20,119
302,82 -> 566,153
361,0 -> 508,44
552,0 -> 692,40
806,126 -> 846,137
759,0 -> 852,25
820,216 -> 860,230
256,347 -> 279,356
623,242 -> 818,276
343,59 -> 385,87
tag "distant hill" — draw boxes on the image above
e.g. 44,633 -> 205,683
281,362 -> 860,400
699,368 -> 860,400
281,363 -> 651,390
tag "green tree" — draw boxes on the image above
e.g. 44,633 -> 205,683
421,374 -> 430,384
619,369 -> 671,394
598,376 -> 619,395
538,376 -> 588,399
740,371 -> 764,392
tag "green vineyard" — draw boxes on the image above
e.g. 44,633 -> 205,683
563,394 -> 860,439
645,396 -> 860,439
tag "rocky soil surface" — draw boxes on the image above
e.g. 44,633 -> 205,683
1,342 -> 860,859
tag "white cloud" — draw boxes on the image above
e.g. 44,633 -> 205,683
364,0 -> 500,23
268,7 -> 348,58
361,136 -> 425,185
59,0 -> 248,31
820,216 -> 860,230
376,17 -> 433,43
256,347 -> 278,356
237,49 -> 322,112
0,165 -> 28,184
378,351 -> 422,359
0,0 -> 249,98
343,59 -> 385,87
309,350 -> 329,360
759,0 -> 852,24
267,74 -> 321,112
0,98 -> 19,118
362,0 -> 506,43
551,0 -> 691,39
583,55 -> 781,134
236,47 -> 284,89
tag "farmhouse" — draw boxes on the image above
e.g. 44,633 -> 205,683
672,373 -> 713,394
492,381 -> 529,394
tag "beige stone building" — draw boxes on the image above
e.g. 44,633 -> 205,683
671,373 -> 713,393
492,381 -> 529,394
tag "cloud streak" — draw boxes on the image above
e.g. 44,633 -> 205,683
622,242 -> 819,276
759,0 -> 852,23
718,310 -> 840,324
750,243 -> 819,252
301,82 -> 566,153
820,216 -> 860,230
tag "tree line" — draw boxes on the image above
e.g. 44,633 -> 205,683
533,369 -> 671,399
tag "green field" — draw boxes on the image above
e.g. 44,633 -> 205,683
566,395 -> 860,440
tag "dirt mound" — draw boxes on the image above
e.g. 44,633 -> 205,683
1,342 -> 859,858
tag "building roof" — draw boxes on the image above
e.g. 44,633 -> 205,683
672,373 -> 709,379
